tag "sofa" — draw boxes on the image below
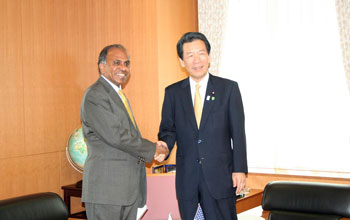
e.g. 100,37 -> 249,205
262,181 -> 350,220
0,192 -> 69,220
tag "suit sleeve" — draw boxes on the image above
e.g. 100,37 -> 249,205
229,82 -> 248,173
81,89 -> 155,163
158,88 -> 177,155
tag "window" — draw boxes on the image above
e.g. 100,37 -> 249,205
220,0 -> 350,178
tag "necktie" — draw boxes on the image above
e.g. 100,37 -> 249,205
194,84 -> 202,128
118,90 -> 136,128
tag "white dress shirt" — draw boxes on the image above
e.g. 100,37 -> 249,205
189,73 -> 209,109
101,75 -> 122,98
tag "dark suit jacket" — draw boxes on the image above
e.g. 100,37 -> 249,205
158,74 -> 248,200
80,77 -> 156,206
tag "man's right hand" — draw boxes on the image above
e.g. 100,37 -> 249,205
154,141 -> 169,162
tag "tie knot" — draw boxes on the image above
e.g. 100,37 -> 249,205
118,89 -> 125,97
118,90 -> 127,103
196,84 -> 201,90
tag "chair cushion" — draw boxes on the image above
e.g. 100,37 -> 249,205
262,181 -> 350,218
269,210 -> 341,220
0,192 -> 68,220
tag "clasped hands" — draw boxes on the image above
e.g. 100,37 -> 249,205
154,141 -> 169,162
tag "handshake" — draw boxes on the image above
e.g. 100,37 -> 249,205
154,141 -> 169,162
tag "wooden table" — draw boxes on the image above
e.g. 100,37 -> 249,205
61,184 -> 87,219
236,189 -> 264,214
61,182 -> 263,219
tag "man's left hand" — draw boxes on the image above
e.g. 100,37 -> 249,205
232,172 -> 246,194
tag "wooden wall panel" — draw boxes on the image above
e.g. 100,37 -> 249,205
154,0 -> 198,166
21,0 -> 67,154
122,0 -> 159,142
53,0 -> 105,137
53,0 -> 104,89
0,0 -> 25,159
60,151 -> 82,187
157,0 -> 198,108
0,153 -> 60,199
0,0 -> 198,202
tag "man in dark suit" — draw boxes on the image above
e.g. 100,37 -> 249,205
158,32 -> 248,220
81,44 -> 168,220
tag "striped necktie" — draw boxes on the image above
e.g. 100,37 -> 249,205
118,90 -> 136,128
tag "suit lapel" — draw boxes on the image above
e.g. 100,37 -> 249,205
98,77 -> 125,112
98,77 -> 140,133
181,78 -> 198,131
200,74 -> 216,129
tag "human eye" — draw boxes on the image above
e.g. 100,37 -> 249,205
113,60 -> 122,66
199,50 -> 206,55
124,61 -> 130,67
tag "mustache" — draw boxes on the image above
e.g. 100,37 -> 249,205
115,70 -> 128,75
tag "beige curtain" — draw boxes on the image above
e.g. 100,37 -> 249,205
198,0 -> 228,76
336,0 -> 350,92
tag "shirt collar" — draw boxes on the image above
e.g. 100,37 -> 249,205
189,72 -> 209,88
101,75 -> 122,93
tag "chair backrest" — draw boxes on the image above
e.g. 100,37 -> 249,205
0,192 -> 69,220
262,181 -> 350,220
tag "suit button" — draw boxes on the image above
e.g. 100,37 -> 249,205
198,139 -> 202,144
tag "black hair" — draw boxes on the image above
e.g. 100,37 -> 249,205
97,44 -> 129,74
176,32 -> 211,60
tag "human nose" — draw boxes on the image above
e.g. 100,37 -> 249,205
120,64 -> 127,70
193,54 -> 200,63
117,63 -> 129,70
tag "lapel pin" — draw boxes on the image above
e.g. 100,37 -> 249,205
206,95 -> 210,101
